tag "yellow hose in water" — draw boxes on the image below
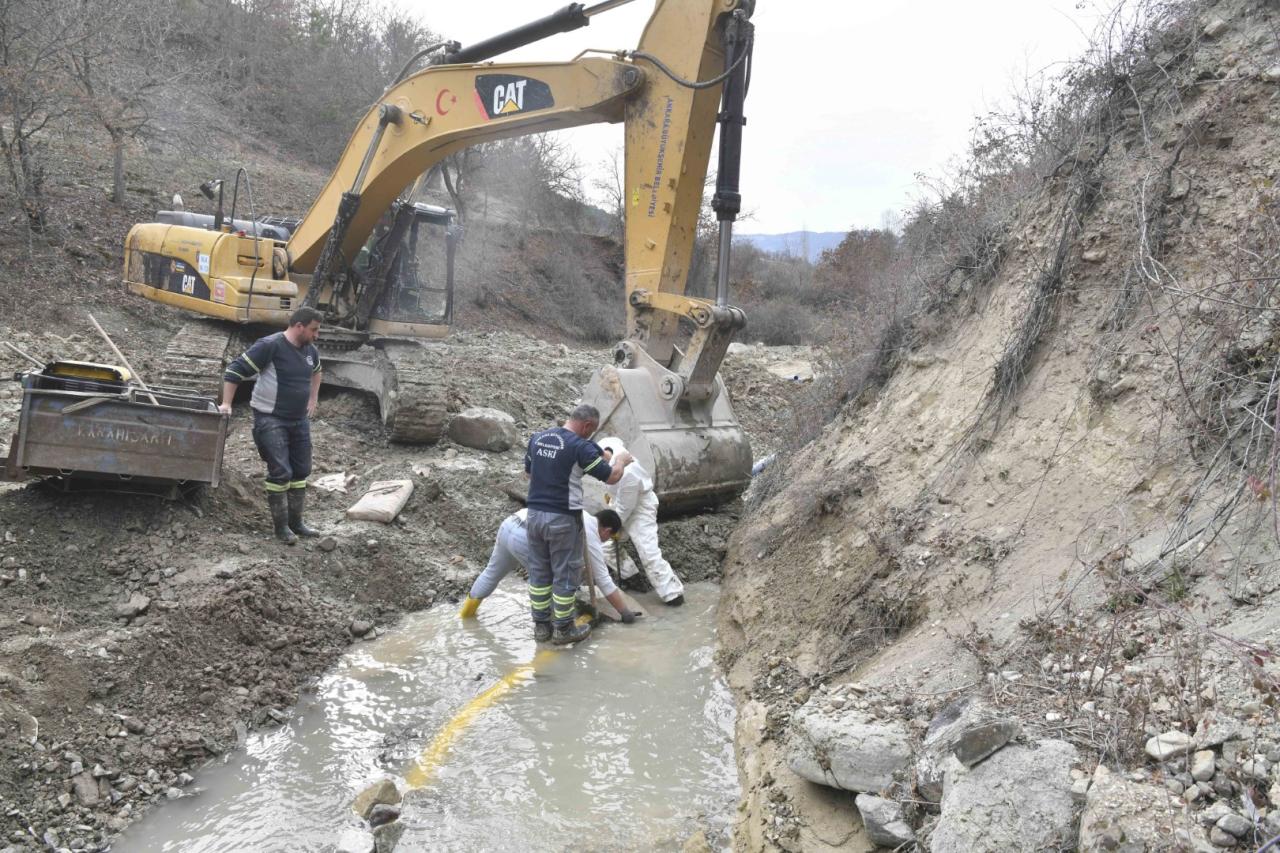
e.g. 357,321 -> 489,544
404,648 -> 559,789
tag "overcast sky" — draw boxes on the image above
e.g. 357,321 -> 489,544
414,1 -> 1108,235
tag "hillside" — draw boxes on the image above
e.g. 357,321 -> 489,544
719,0 -> 1280,849
736,231 -> 846,263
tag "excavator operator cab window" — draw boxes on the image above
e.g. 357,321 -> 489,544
368,203 -> 456,327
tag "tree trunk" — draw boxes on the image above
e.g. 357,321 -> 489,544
13,133 -> 47,233
110,129 -> 125,205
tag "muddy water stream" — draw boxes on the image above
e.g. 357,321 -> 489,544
114,582 -> 737,852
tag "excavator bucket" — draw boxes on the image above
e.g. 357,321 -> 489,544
581,362 -> 752,516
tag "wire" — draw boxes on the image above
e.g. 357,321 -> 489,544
389,41 -> 454,86
627,29 -> 752,90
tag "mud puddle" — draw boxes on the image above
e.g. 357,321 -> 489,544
113,582 -> 737,852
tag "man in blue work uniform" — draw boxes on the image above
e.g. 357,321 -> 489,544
220,307 -> 324,544
524,404 -> 632,645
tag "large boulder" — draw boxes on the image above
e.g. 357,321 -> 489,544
916,696 -> 1019,801
447,407 -> 520,452
1078,764 -> 1208,851
930,739 -> 1079,853
786,704 -> 913,793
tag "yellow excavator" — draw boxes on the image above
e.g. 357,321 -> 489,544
123,0 -> 755,512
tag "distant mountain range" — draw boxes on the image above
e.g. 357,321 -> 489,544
735,231 -> 846,263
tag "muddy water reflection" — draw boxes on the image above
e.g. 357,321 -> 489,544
114,582 -> 738,852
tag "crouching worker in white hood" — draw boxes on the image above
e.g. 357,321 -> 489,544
459,508 -> 642,624
595,437 -> 685,606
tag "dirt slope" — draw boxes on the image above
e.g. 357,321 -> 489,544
719,2 -> 1280,849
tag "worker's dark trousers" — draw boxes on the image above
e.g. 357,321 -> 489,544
252,411 -> 312,493
525,510 -> 583,627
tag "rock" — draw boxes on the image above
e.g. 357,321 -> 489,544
320,537 -> 338,552
0,698 -> 38,743
1203,18 -> 1227,38
765,359 -> 816,382
1216,814 -> 1252,838
447,407 -> 520,452
353,779 -> 401,820
71,771 -> 100,806
350,620 -> 374,638
114,592 -> 151,619
1079,764 -> 1200,851
916,697 -> 1018,801
681,830 -> 713,853
23,611 -> 56,628
927,695 -> 1018,765
854,794 -> 915,848
1209,826 -> 1237,847
1192,712 -> 1244,747
373,820 -> 405,853
1082,248 -> 1108,263
122,716 -> 146,734
1198,802 -> 1234,828
1146,731 -> 1194,760
369,803 -> 400,828
1264,66 -> 1280,83
1240,758 -> 1269,781
1191,750 -> 1216,782
786,703 -> 913,793
930,740 -> 1078,853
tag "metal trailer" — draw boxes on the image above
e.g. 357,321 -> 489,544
1,363 -> 228,496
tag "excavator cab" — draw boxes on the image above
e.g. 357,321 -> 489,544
365,202 -> 458,336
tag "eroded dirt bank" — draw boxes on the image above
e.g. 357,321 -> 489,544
717,2 -> 1280,850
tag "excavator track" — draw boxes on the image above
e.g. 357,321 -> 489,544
381,344 -> 447,444
156,319 -> 234,395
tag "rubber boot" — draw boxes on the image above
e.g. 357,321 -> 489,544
552,620 -> 591,646
459,597 -> 481,618
268,492 -> 298,545
533,621 -> 553,642
286,489 -> 320,538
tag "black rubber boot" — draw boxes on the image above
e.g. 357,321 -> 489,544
286,490 -> 320,538
552,620 -> 591,646
268,492 -> 298,545
533,621 -> 553,643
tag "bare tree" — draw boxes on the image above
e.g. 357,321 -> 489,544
591,146 -> 624,243
0,0 -> 81,233
61,0 -> 186,205
440,145 -> 488,226
483,135 -> 584,238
